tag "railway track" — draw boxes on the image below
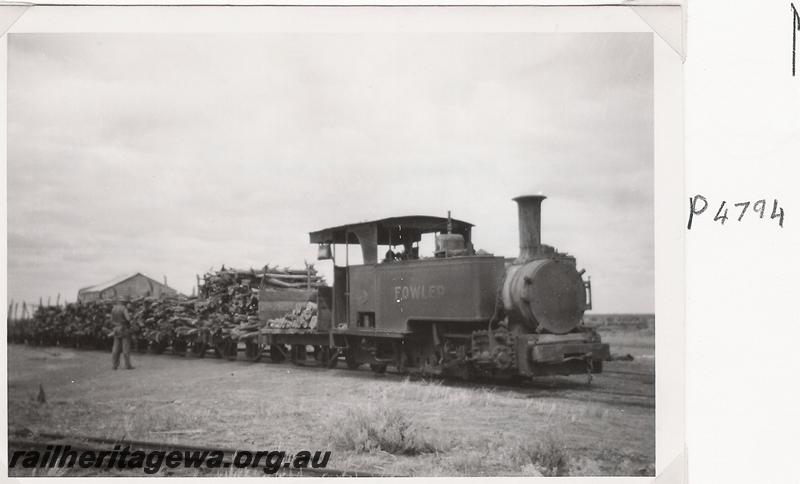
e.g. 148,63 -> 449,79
302,363 -> 656,409
8,430 -> 391,477
10,343 -> 654,409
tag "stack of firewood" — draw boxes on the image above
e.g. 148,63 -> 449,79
132,297 -> 199,344
16,263 -> 327,349
196,265 -> 260,340
21,301 -> 118,348
201,264 -> 325,294
197,263 -> 324,339
266,301 -> 318,330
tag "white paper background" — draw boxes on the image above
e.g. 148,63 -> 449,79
686,1 -> 799,483
5,1 -> 797,483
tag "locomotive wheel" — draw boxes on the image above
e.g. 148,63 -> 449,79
396,351 -> 410,375
244,341 -> 262,362
370,363 -> 388,374
269,345 -> 286,363
393,341 -> 411,375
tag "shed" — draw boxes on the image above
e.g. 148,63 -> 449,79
77,273 -> 180,303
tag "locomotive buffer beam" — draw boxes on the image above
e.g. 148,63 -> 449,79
529,341 -> 609,364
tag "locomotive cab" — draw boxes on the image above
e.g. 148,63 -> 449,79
309,215 -> 498,334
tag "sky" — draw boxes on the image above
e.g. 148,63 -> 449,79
6,33 -> 654,313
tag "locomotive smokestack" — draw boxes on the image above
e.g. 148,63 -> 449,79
513,194 -> 546,262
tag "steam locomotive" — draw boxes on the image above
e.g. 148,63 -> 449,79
257,194 -> 609,380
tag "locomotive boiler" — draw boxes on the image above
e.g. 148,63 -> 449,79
293,194 -> 609,380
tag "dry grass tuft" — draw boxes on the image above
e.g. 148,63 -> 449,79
442,432 -> 571,476
328,405 -> 448,456
525,434 -> 571,476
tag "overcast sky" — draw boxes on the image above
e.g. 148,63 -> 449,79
7,33 -> 653,313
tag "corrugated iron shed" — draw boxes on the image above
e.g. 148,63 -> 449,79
77,272 -> 180,303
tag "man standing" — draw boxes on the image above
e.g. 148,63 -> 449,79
110,302 -> 135,370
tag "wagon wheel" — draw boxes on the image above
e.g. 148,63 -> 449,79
225,339 -> 239,361
212,338 -> 226,358
370,363 -> 388,374
269,345 -> 286,363
188,341 -> 207,358
319,346 -> 336,369
172,338 -> 187,356
290,345 -> 307,366
150,339 -> 167,355
312,346 -> 322,363
244,340 -> 262,362
345,348 -> 360,370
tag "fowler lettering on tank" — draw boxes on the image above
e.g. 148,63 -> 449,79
394,285 -> 445,301
377,257 -> 503,331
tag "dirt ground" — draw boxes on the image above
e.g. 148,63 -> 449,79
6,325 -> 654,477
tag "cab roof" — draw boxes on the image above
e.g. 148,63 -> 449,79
309,215 -> 473,245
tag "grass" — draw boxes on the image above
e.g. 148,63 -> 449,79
8,334 -> 655,477
321,378 -> 646,476
526,434 -> 571,476
328,405 -> 448,455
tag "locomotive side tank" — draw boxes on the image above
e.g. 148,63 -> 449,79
349,256 -> 505,334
